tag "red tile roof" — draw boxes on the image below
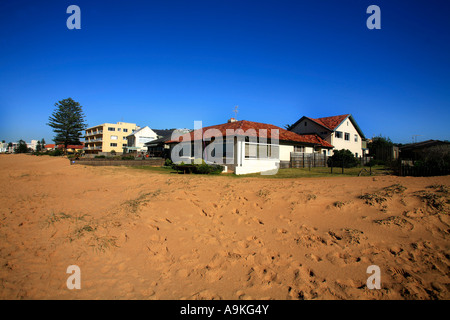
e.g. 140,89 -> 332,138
45,144 -> 55,148
308,114 -> 350,131
167,120 -> 333,148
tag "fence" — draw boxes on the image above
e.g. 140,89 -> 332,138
289,153 -> 372,169
290,153 -> 328,168
399,164 -> 450,177
70,158 -> 165,167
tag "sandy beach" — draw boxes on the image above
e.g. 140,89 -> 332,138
0,154 -> 448,300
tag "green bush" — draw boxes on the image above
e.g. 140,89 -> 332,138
95,155 -> 106,158
172,161 -> 224,174
328,149 -> 358,168
164,158 -> 173,167
121,155 -> 134,160
49,149 -> 64,157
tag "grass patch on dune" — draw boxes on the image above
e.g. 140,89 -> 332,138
359,184 -> 407,209
122,189 -> 162,214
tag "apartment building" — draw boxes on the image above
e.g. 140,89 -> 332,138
84,122 -> 140,154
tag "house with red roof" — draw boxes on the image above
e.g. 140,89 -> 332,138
44,143 -> 84,153
289,114 -> 368,157
167,118 -> 333,175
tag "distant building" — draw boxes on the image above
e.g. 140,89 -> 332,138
27,140 -> 39,151
84,122 -> 140,155
400,140 -> 450,161
145,129 -> 191,158
0,141 -> 8,153
123,126 -> 158,154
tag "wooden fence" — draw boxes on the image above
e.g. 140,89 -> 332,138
70,158 -> 165,167
290,153 -> 328,168
399,165 -> 449,177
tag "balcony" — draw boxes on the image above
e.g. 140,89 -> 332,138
84,146 -> 103,150
85,130 -> 103,137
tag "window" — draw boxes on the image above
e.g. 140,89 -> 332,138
108,127 -> 115,131
355,153 -> 359,158
110,135 -> 118,140
354,134 -> 358,142
304,121 -> 307,126
118,128 -> 121,132
110,143 -> 117,147
123,137 -> 127,140
123,129 -> 128,133
335,131 -> 343,139
122,144 -> 127,147
345,133 -> 350,141
294,146 -> 305,152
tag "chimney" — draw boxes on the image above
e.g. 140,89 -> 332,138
228,118 -> 237,123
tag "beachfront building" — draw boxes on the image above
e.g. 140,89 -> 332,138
27,140 -> 39,151
167,119 -> 333,175
84,122 -> 140,155
289,114 -> 367,157
0,141 -> 8,153
145,129 -> 191,158
123,126 -> 158,154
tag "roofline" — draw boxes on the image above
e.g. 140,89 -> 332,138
85,122 -> 138,131
291,114 -> 366,140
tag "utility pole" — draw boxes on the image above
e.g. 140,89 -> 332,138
233,105 -> 238,120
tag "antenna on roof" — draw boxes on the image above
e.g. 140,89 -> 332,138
412,135 -> 422,143
233,105 -> 239,120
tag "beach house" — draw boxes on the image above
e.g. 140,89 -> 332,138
289,114 -> 367,157
167,119 -> 333,175
123,126 -> 159,154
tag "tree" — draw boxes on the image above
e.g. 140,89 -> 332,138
284,124 -> 294,131
36,140 -> 42,152
14,140 -> 28,153
328,149 -> 358,168
368,135 -> 394,161
47,98 -> 87,153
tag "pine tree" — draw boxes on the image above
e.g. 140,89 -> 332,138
47,98 -> 87,153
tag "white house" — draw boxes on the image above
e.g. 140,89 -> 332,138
167,119 -> 333,175
0,141 -> 7,153
123,126 -> 158,153
289,114 -> 367,157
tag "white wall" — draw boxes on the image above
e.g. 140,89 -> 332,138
279,145 -> 294,161
128,126 -> 158,151
331,119 -> 363,156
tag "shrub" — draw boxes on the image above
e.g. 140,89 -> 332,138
164,158 -> 173,167
172,161 -> 224,174
121,155 -> 134,160
193,163 -> 224,174
49,149 -> 64,156
95,155 -> 106,158
328,149 -> 358,168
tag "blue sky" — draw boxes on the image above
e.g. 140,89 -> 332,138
1,0 -> 449,144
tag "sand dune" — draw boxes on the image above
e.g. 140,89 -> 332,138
0,154 -> 448,299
